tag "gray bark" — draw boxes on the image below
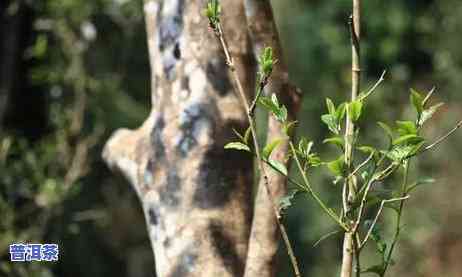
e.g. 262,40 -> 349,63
103,0 -> 255,276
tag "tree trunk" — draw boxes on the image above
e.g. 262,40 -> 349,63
243,1 -> 301,277
103,0 -> 255,276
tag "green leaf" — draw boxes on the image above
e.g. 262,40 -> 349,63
326,98 -> 336,115
378,121 -> 394,142
385,141 -> 425,161
262,138 -> 284,160
308,154 -> 322,167
243,126 -> 252,144
259,94 -> 288,123
321,114 -> 339,134
357,145 -> 376,154
224,142 -> 250,152
419,102 -> 444,126
205,0 -> 221,26
357,145 -> 379,161
348,100 -> 363,122
276,105 -> 288,123
323,136 -> 344,149
410,88 -> 424,116
326,155 -> 345,177
396,121 -> 417,136
336,102 -> 347,121
392,134 -> 424,146
298,137 -> 313,156
259,47 -> 274,76
271,93 -> 279,107
259,95 -> 278,114
268,159 -> 288,176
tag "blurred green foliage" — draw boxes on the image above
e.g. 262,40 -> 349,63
1,0 -> 462,276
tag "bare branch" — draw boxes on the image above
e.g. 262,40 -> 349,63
359,196 -> 410,249
422,86 -> 436,107
347,151 -> 374,180
422,120 -> 462,152
358,70 -> 387,101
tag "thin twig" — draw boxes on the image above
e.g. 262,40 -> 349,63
422,120 -> 462,152
359,195 -> 410,250
383,160 -> 410,275
313,229 -> 342,248
422,86 -> 436,107
358,70 -> 386,101
211,21 -> 302,277
347,151 -> 374,179
289,142 -> 348,230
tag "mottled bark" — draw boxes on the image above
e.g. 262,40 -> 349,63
103,1 -> 255,276
243,1 -> 302,277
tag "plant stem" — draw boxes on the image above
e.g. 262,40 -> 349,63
289,142 -> 348,230
341,1 -> 361,277
212,22 -> 302,277
383,160 -> 410,275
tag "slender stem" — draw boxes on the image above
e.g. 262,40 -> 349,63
383,160 -> 410,275
422,120 -> 462,152
422,86 -> 436,107
212,22 -> 302,277
359,196 -> 410,250
354,238 -> 361,277
347,152 -> 374,180
313,229 -> 343,248
358,70 -> 386,101
341,1 -> 361,276
289,142 -> 348,230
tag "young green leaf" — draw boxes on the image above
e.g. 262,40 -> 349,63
259,95 -> 279,114
348,100 -> 363,122
276,105 -> 288,123
205,0 -> 221,27
308,154 -> 322,167
392,134 -> 424,146
323,136 -> 344,149
268,159 -> 288,176
262,138 -> 284,160
396,121 -> 417,136
243,126 -> 252,144
326,155 -> 345,177
326,98 -> 336,115
410,88 -> 424,116
321,114 -> 339,134
258,47 -> 274,77
377,121 -> 394,145
336,102 -> 347,121
357,145 -> 379,160
419,102 -> 444,126
385,141 -> 425,161
224,142 -> 250,152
